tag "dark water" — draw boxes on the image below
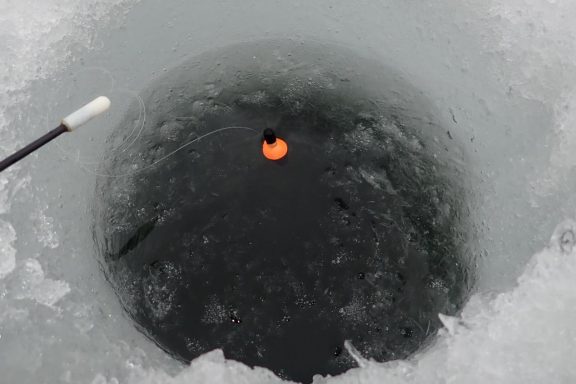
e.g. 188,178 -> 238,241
94,40 -> 472,383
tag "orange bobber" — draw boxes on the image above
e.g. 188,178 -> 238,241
262,128 -> 288,161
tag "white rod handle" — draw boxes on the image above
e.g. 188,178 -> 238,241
61,96 -> 111,131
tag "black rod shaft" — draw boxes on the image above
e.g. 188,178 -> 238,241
0,124 -> 68,173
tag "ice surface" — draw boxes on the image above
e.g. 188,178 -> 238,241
1,0 -> 576,383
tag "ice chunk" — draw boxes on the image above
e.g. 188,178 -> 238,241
343,340 -> 369,368
438,314 -> 462,336
117,350 -> 289,384
0,220 -> 16,280
13,259 -> 70,307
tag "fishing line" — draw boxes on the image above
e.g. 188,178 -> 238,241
78,125 -> 259,179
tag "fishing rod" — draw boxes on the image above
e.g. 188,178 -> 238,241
0,96 -> 111,173
0,96 -> 293,175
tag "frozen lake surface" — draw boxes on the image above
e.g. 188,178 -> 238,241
1,1 -> 576,383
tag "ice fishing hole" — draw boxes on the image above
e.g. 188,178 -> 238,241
93,40 -> 474,383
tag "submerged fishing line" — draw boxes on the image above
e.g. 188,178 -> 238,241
54,91 -> 146,167
55,67 -> 147,165
48,70 -> 259,178
118,92 -> 146,153
78,125 -> 259,178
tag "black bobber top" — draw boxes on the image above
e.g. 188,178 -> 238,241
263,128 -> 277,144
